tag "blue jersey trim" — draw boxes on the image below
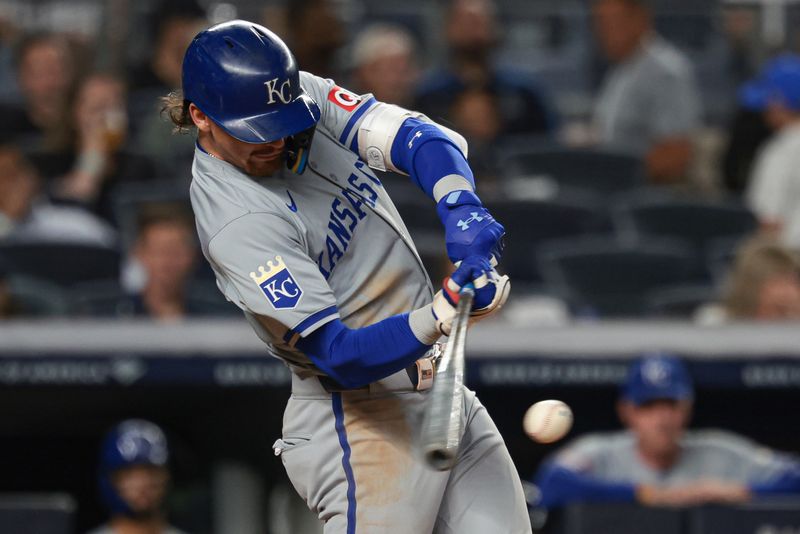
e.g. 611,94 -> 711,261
195,140 -> 209,154
283,305 -> 339,343
338,96 -> 377,148
333,393 -> 357,534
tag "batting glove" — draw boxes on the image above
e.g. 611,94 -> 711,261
431,255 -> 511,336
437,190 -> 505,265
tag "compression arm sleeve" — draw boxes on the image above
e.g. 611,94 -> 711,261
296,314 -> 431,389
390,117 -> 476,202
533,463 -> 637,509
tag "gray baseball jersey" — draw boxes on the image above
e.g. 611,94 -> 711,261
553,429 -> 795,486
190,72 -> 531,533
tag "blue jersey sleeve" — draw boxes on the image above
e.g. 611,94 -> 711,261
533,462 -> 637,509
296,314 -> 430,388
749,460 -> 800,496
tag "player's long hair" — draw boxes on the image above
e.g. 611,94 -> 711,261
161,90 -> 193,134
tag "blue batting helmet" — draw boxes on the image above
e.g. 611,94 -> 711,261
98,419 -> 169,516
181,20 -> 321,146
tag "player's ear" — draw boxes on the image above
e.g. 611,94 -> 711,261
189,103 -> 212,133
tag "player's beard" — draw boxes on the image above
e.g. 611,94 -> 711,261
244,155 -> 286,178
243,149 -> 286,177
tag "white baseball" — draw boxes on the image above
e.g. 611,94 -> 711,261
523,400 -> 573,443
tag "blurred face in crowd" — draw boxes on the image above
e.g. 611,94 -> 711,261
189,104 -> 287,177
112,465 -> 168,516
446,0 -> 498,57
0,146 -> 38,221
755,273 -> 800,319
135,220 -> 196,292
0,279 -> 12,319
764,101 -> 800,131
153,17 -> 205,89
593,0 -> 651,62
18,38 -> 74,110
353,30 -> 418,106
450,88 -> 502,143
619,399 -> 691,462
73,75 -> 128,151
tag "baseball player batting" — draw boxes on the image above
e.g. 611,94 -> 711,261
167,20 -> 528,533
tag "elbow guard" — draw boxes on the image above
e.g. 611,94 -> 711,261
357,102 -> 468,174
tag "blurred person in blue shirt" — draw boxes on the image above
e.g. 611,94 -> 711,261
414,0 -> 557,138
531,353 -> 800,510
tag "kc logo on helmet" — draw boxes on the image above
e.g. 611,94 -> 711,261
250,256 -> 303,309
265,77 -> 292,105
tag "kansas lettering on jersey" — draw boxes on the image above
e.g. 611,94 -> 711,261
317,161 -> 382,279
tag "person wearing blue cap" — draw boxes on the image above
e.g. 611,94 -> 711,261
530,353 -> 800,510
86,420 -> 186,534
743,54 -> 800,250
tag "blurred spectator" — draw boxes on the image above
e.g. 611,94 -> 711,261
0,16 -> 21,104
721,108 -> 771,195
77,204 -> 232,320
0,258 -> 22,319
531,354 -> 800,510
721,238 -> 800,321
743,55 -> 800,249
349,23 -> 419,107
449,86 -> 504,192
39,72 -> 157,225
88,419 -> 187,534
130,1 -> 206,179
0,141 -> 116,245
124,205 -> 198,320
0,32 -> 78,150
414,0 -> 556,137
591,0 -> 702,184
286,0 -> 346,80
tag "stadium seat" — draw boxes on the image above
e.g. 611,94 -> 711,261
0,493 -> 75,534
6,275 -> 71,317
110,179 -> 191,249
0,243 -> 121,288
70,280 -> 240,318
644,283 -> 718,319
613,191 -> 757,250
559,503 -> 683,534
501,146 -> 644,194
484,193 -> 613,283
537,237 -> 698,317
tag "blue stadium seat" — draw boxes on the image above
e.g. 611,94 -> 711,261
501,146 -> 644,194
537,236 -> 698,317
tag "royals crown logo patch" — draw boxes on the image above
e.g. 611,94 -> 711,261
250,256 -> 302,309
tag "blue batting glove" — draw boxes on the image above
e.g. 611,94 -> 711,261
437,190 -> 505,264
446,255 -> 508,312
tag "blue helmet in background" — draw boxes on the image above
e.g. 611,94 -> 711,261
98,419 -> 169,516
182,20 -> 321,173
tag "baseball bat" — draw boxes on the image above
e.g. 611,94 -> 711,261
420,285 -> 474,471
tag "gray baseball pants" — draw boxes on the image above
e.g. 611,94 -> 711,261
273,373 -> 532,534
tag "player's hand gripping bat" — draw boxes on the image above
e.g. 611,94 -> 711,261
420,285 -> 474,471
